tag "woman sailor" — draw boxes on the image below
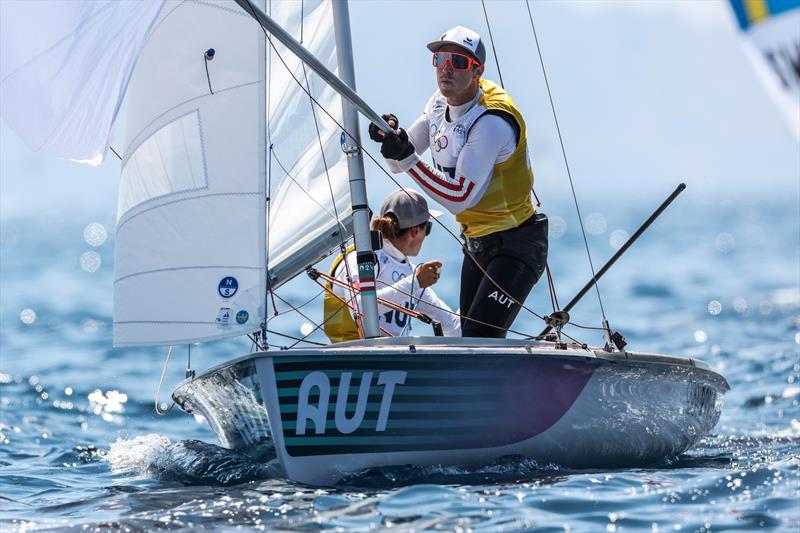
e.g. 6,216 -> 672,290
323,189 -> 461,343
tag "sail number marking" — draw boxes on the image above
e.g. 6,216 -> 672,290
294,371 -> 407,435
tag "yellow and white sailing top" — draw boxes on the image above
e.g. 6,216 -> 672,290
323,241 -> 461,343
386,79 -> 535,238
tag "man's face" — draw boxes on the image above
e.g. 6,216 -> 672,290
434,44 -> 483,104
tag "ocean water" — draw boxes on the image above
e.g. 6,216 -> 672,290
1,196 -> 798,531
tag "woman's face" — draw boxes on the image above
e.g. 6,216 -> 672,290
393,222 -> 428,257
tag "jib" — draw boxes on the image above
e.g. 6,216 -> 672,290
295,371 -> 406,435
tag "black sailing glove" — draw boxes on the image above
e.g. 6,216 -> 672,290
368,113 -> 399,143
381,128 -> 415,160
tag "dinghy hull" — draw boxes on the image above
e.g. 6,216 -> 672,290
173,339 -> 729,485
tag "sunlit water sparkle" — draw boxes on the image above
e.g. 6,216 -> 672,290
0,199 -> 798,531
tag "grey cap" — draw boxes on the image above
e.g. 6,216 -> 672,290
426,26 -> 486,65
379,189 -> 438,230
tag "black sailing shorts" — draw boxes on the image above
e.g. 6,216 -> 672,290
460,213 -> 549,338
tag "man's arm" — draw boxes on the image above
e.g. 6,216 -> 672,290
392,114 -> 516,214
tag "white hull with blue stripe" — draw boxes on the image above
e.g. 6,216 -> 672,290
172,337 -> 729,485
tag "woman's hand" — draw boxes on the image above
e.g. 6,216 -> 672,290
415,260 -> 443,288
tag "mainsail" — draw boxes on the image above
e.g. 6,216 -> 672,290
728,0 -> 800,141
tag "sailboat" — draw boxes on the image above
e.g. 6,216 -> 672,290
1,0 -> 728,485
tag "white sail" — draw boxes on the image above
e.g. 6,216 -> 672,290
1,0 -> 353,347
0,0 -> 165,165
265,0 -> 352,289
113,0 -> 268,347
115,0 -> 351,346
729,0 -> 800,141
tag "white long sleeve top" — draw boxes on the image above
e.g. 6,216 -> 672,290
385,88 -> 517,215
331,240 -> 461,337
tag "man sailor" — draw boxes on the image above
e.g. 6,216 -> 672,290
369,26 -> 548,338
323,189 -> 461,343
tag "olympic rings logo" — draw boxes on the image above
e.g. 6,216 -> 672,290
434,134 -> 448,151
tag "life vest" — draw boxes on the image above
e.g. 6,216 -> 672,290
322,245 -> 361,343
426,78 -> 535,238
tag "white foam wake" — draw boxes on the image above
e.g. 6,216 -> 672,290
105,434 -> 173,477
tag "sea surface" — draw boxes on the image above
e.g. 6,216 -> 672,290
1,195 -> 798,531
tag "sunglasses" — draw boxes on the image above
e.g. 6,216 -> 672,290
432,51 -> 480,71
421,220 -> 432,236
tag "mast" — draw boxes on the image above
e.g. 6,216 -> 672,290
331,0 -> 380,338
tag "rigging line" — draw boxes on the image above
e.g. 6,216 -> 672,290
276,286 -> 325,313
268,149 -> 340,219
267,329 -> 327,346
247,331 -> 268,351
299,60 -> 361,322
301,63 -> 339,222
480,0 -> 504,89
354,254 -> 591,339
266,147 -> 278,319
313,268 -> 537,339
525,326 -> 585,346
271,290 -> 321,329
525,0 -> 607,322
545,263 -> 559,312
263,24 -> 360,326
261,37 -> 548,327
564,322 -> 607,332
286,284 -> 364,348
304,276 -> 408,344
265,0 -> 275,324
204,53 -> 214,95
323,271 -> 435,323
154,345 -> 175,415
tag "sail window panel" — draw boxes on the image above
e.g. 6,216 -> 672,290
122,0 -> 263,157
118,111 -> 207,220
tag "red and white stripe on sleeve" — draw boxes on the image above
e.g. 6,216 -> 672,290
407,160 -> 477,214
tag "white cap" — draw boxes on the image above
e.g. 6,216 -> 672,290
426,26 -> 486,64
